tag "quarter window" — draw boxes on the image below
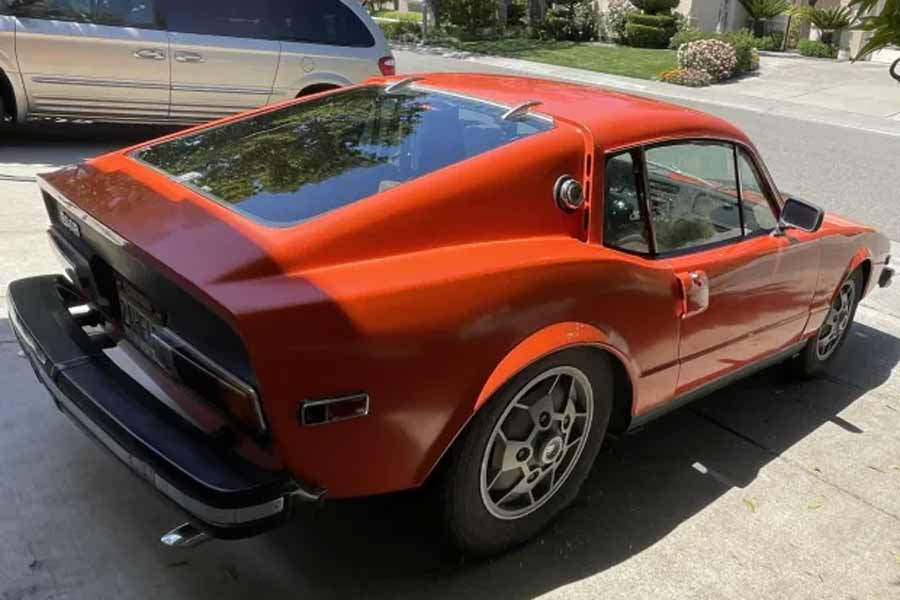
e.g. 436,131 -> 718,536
645,142 -> 742,254
737,150 -> 779,234
604,152 -> 650,254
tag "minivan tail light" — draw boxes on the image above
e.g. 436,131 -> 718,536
379,56 -> 396,76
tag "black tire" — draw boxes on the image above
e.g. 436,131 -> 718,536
441,348 -> 612,557
790,268 -> 863,378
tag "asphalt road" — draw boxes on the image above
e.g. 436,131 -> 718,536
1,51 -> 899,600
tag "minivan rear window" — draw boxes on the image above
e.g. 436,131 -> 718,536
132,86 -> 554,226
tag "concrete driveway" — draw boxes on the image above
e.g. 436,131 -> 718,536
1,122 -> 900,598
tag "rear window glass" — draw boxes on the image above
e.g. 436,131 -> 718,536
132,86 -> 554,226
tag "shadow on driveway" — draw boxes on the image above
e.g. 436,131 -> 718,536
254,323 -> 900,599
2,316 -> 898,599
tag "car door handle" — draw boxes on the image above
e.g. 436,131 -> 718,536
175,52 -> 206,64
676,270 -> 710,319
134,48 -> 166,61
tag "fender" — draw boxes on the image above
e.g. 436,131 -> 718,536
415,321 -> 638,485
474,321 -> 636,411
847,246 -> 873,296
804,245 -> 872,338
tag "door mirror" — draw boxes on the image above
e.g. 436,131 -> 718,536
779,196 -> 824,233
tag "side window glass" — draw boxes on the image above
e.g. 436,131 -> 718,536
92,0 -> 156,27
7,0 -> 155,26
276,0 -> 374,47
737,150 -> 779,234
645,142 -> 742,253
165,0 -> 277,38
8,0 -> 92,21
604,152 -> 650,254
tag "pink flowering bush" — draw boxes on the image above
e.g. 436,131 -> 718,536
660,68 -> 713,87
677,39 -> 738,81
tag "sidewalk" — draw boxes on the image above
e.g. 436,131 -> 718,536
398,45 -> 900,137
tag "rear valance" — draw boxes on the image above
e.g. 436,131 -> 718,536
131,85 -> 554,227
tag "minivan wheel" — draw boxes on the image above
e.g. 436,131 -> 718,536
791,269 -> 863,378
442,349 -> 612,557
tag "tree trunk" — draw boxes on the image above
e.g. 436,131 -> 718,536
528,0 -> 547,26
426,0 -> 441,27
716,0 -> 731,34
498,0 -> 509,29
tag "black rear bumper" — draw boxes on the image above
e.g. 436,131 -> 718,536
7,275 -> 323,540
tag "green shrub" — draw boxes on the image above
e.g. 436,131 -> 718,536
753,31 -> 784,51
507,0 -> 527,26
626,10 -> 676,47
627,13 -> 677,30
660,67 -> 713,87
631,0 -> 680,14
379,20 -> 422,42
797,39 -> 837,58
441,0 -> 497,30
537,0 -> 598,41
626,22 -> 673,48
720,29 -> 760,74
669,28 -> 706,49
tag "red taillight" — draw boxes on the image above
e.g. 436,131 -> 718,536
379,56 -> 396,76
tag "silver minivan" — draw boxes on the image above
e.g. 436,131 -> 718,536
0,0 -> 394,125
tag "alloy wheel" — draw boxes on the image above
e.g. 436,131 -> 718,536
479,366 -> 594,520
816,278 -> 857,361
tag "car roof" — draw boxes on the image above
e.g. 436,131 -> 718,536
381,73 -> 752,152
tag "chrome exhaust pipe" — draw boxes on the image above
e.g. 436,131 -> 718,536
160,523 -> 211,548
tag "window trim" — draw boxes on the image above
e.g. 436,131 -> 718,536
735,146 -> 782,238
600,136 -> 784,260
600,149 -> 654,257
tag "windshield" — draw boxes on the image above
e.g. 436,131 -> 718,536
132,86 -> 554,226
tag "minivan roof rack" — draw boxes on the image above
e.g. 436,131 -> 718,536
502,100 -> 542,121
385,76 -> 424,94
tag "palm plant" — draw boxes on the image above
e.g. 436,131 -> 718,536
849,0 -> 900,82
795,5 -> 852,44
738,0 -> 791,36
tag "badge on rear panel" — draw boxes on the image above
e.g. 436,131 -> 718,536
59,210 -> 81,239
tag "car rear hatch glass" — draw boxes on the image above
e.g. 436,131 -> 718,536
131,85 -> 554,227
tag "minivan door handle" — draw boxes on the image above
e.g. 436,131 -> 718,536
134,48 -> 166,61
174,51 -> 206,64
676,270 -> 710,319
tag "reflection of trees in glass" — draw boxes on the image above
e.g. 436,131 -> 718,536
136,88 -> 426,205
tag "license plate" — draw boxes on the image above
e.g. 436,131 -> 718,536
117,279 -> 163,360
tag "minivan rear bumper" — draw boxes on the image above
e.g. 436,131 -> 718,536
7,275 -> 323,540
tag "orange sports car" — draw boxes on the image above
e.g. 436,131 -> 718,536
8,74 -> 894,556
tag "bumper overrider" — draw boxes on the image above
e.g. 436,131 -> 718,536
879,266 -> 894,288
7,275 -> 323,541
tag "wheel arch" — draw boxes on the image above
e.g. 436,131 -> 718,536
296,82 -> 343,98
418,322 -> 638,485
0,66 -> 18,122
847,247 -> 873,297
